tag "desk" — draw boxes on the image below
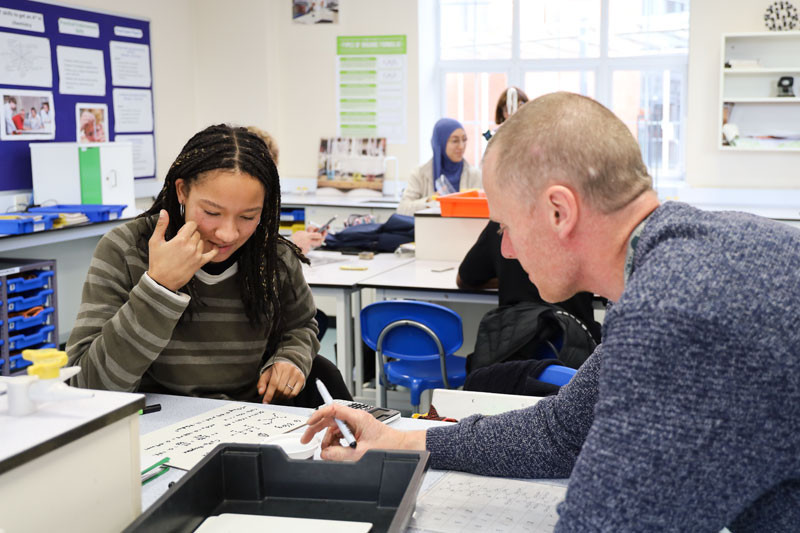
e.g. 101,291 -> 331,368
302,251 -> 415,397
138,393 -> 567,532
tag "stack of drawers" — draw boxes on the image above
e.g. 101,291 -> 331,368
0,259 -> 58,375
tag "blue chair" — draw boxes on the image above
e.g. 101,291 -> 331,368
361,300 -> 466,412
537,364 -> 577,387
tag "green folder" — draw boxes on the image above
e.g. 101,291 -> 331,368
79,146 -> 102,204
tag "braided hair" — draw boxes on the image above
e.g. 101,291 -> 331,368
141,124 -> 307,335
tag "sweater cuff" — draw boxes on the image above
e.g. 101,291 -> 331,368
142,272 -> 191,305
425,422 -> 467,470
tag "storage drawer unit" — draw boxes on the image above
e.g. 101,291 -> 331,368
0,259 -> 58,376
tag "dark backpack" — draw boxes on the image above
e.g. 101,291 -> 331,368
466,301 -> 598,373
324,213 -> 414,253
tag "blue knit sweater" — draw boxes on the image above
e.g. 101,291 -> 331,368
426,202 -> 800,531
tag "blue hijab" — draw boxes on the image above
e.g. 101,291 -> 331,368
431,118 -> 464,193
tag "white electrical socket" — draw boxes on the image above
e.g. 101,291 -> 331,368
13,193 -> 30,210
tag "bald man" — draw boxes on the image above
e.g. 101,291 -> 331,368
304,92 -> 800,531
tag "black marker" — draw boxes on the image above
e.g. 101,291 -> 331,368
140,403 -> 162,415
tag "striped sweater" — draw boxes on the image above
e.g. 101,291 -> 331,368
66,216 -> 319,401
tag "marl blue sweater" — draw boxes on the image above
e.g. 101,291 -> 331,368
427,202 -> 800,531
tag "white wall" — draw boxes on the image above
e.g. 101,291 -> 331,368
686,0 -> 800,188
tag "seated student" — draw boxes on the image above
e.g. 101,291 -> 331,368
397,118 -> 481,215
67,124 -> 351,406
458,219 -> 601,373
304,92 -> 800,531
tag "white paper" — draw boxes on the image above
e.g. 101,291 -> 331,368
0,31 -> 52,87
58,17 -> 99,38
57,46 -> 105,96
196,514 -> 372,533
140,403 -> 307,471
407,472 -> 567,533
116,134 -> 155,177
109,40 -> 151,87
112,88 -> 153,132
0,7 -> 44,33
114,26 -> 143,39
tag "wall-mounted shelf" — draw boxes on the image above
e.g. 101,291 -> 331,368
719,31 -> 800,151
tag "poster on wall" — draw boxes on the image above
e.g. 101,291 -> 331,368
1,88 -> 54,141
75,102 -> 107,143
336,35 -> 407,144
317,136 -> 386,192
0,31 -> 52,87
292,0 -> 338,24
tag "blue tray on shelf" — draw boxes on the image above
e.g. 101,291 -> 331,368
7,288 -> 53,312
28,204 -> 127,223
0,213 -> 58,234
6,270 -> 54,294
8,307 -> 54,332
9,324 -> 55,351
9,343 -> 56,372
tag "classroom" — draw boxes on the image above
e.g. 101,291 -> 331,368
1,1 -> 799,531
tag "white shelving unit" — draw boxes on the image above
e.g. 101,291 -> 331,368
719,31 -> 800,151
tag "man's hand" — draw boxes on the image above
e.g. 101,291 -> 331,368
258,361 -> 305,403
301,403 -> 427,461
147,210 -> 218,291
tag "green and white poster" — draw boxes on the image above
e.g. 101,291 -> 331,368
336,35 -> 407,144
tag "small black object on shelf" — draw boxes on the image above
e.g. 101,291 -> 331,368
777,76 -> 795,97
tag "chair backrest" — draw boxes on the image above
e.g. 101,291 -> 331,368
537,365 -> 577,387
361,300 -> 463,360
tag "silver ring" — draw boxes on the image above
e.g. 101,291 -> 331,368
285,383 -> 295,391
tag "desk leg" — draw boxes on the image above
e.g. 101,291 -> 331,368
374,288 -> 385,406
353,289 -> 363,398
335,289 -> 354,395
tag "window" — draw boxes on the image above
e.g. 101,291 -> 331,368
437,0 -> 690,183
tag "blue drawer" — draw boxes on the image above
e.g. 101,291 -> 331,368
8,324 -> 55,351
0,213 -> 57,234
8,307 -> 54,331
28,204 -> 126,223
9,343 -> 56,372
7,270 -> 54,294
7,288 -> 53,312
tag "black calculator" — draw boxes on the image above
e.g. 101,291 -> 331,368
333,399 -> 401,424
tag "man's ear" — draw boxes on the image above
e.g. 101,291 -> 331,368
545,185 -> 578,238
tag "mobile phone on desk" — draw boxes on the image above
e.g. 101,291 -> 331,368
333,399 -> 401,424
316,216 -> 337,234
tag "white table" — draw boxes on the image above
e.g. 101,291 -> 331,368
302,251 -> 415,396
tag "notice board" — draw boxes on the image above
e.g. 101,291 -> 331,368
0,0 -> 155,192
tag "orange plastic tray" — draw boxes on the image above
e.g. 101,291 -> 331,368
437,190 -> 489,218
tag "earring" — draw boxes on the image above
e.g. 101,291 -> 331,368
179,203 -> 185,218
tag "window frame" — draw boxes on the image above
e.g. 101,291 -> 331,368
434,0 -> 690,183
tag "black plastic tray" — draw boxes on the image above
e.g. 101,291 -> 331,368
125,444 -> 430,533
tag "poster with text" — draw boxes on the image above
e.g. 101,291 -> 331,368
317,136 -> 385,192
1,89 -> 54,141
336,35 -> 406,144
0,31 -> 52,87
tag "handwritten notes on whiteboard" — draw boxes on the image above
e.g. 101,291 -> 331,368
140,403 -> 306,471
407,472 -> 567,533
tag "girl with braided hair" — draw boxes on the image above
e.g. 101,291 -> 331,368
66,124 -> 351,406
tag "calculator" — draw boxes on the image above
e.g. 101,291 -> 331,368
333,399 -> 401,424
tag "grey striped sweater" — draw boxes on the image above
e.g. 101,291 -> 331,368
66,216 -> 319,401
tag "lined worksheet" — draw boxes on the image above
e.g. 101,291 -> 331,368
407,472 -> 567,533
140,403 -> 306,470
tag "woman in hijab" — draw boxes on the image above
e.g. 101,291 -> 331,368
397,118 -> 482,215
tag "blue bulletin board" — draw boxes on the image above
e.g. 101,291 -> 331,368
0,0 -> 155,192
